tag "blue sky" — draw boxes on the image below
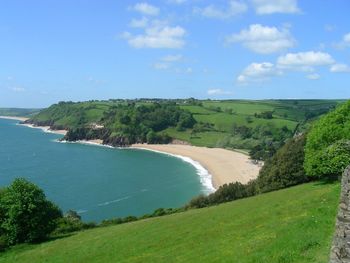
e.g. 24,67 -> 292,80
0,0 -> 349,107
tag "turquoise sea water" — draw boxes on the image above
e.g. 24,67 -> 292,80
0,119 -> 207,222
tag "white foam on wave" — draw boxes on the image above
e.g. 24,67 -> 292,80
131,147 -> 216,194
57,140 -> 114,149
18,123 -> 65,135
97,196 -> 131,207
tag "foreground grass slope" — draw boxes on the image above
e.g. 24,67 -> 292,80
0,182 -> 339,263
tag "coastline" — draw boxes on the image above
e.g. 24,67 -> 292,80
131,144 -> 261,189
0,116 -> 67,135
54,139 -> 261,191
0,115 -> 29,122
2,116 -> 261,191
20,123 -> 67,136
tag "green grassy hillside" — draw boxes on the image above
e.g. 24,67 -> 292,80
0,181 -> 340,263
26,99 -> 342,157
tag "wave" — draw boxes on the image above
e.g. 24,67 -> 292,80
57,140 -> 114,149
131,147 -> 216,194
18,123 -> 64,135
97,196 -> 131,207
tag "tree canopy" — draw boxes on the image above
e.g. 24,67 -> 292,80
304,101 -> 350,178
0,179 -> 62,245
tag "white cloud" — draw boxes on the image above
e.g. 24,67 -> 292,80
277,51 -> 335,71
330,63 -> 350,73
251,0 -> 300,15
226,24 -> 295,54
153,62 -> 170,70
333,32 -> 350,49
194,1 -> 247,20
132,2 -> 160,16
123,21 -> 186,49
161,54 -> 183,62
306,73 -> 320,80
168,0 -> 187,4
129,17 -> 148,28
11,86 -> 25,92
207,89 -> 233,95
324,24 -> 336,32
344,33 -> 350,43
237,62 -> 281,83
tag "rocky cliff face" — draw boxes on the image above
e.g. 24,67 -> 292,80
330,166 -> 350,263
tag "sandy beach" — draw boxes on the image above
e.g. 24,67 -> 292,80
0,116 -> 67,135
131,144 -> 261,189
0,115 -> 29,122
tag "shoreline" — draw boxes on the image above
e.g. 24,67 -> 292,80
130,146 -> 216,193
0,115 -> 29,122
0,116 -> 67,136
2,116 -> 261,191
51,138 -> 262,190
131,144 -> 261,189
20,123 -> 67,136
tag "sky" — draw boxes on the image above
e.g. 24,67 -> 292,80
0,0 -> 350,108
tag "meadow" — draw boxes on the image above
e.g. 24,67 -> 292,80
0,181 -> 340,263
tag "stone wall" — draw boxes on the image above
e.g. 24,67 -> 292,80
330,166 -> 350,263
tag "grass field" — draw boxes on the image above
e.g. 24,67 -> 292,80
0,181 -> 340,263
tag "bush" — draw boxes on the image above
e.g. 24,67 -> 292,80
0,178 -> 62,245
304,101 -> 350,178
53,211 -> 96,235
256,134 -> 309,193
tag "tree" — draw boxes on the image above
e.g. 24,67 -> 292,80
304,101 -> 350,178
256,134 -> 309,193
0,179 -> 62,245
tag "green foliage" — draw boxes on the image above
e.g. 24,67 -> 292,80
0,179 -> 62,245
256,134 -> 309,193
53,210 -> 95,235
305,100 -> 350,178
0,182 -> 339,263
254,111 -> 273,119
188,181 -> 258,209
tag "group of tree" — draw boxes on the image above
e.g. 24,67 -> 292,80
64,103 -> 196,146
0,179 -> 62,250
254,111 -> 274,119
0,179 -> 95,251
304,100 -> 350,178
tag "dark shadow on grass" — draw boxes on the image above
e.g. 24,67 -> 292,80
313,176 -> 340,186
43,233 -> 76,243
0,233 -> 77,255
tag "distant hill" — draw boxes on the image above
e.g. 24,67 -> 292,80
0,181 -> 339,263
0,108 -> 41,117
24,99 -> 343,160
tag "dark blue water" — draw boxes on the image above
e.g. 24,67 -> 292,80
0,119 -> 205,222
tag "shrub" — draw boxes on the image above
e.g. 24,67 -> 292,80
304,100 -> 350,178
0,178 -> 62,245
256,134 -> 309,193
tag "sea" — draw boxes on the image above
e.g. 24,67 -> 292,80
0,118 -> 212,222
